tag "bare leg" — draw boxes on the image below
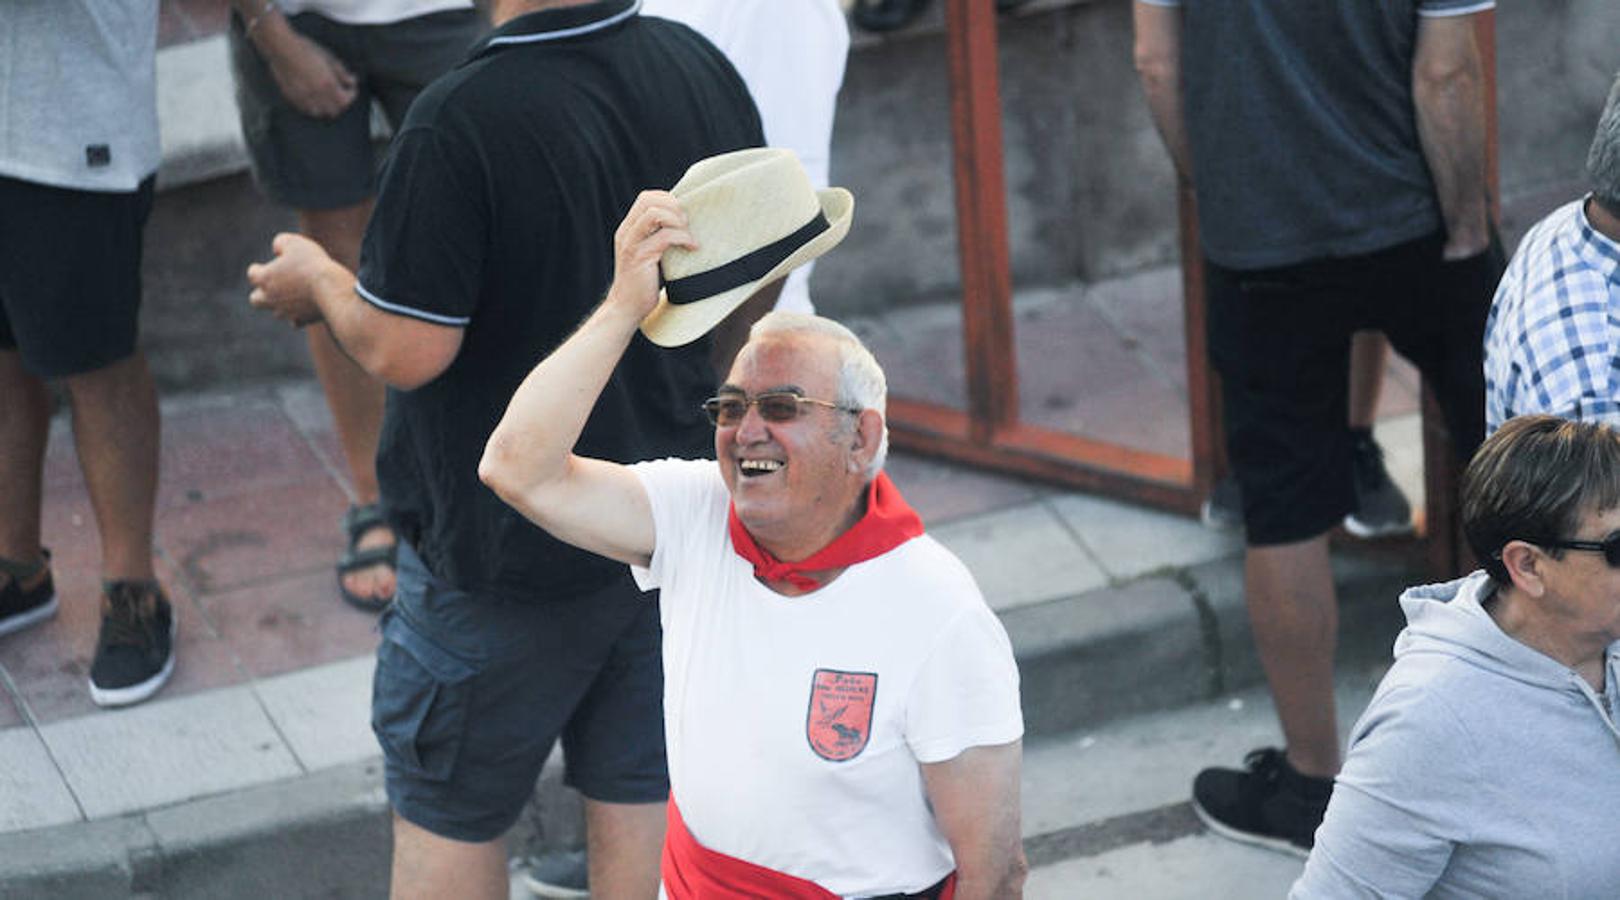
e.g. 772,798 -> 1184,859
0,350 -> 51,571
389,814 -> 508,900
1347,331 -> 1389,431
63,353 -> 159,582
584,798 -> 666,900
299,202 -> 394,603
1245,535 -> 1340,778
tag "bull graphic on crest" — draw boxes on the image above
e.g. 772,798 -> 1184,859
806,668 -> 878,762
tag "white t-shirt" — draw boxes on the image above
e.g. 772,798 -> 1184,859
631,459 -> 1023,898
639,0 -> 848,314
0,1 -> 160,192
274,0 -> 473,26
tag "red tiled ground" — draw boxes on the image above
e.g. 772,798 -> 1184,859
1,388 -> 352,724
155,395 -> 333,510
197,569 -> 382,680
0,564 -> 246,725
157,476 -> 351,595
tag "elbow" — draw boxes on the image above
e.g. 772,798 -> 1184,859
1414,55 -> 1481,101
477,434 -> 522,503
1003,849 -> 1029,898
1133,52 -> 1176,92
366,346 -> 446,392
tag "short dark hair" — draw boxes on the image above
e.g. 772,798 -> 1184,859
1462,416 -> 1620,585
1587,72 -> 1620,218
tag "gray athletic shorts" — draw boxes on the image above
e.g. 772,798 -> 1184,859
372,543 -> 668,843
227,8 -> 483,210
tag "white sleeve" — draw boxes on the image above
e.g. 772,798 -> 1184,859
904,604 -> 1024,764
628,458 -> 723,593
1290,688 -> 1474,898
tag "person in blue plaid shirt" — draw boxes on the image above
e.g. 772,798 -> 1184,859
1485,73 -> 1620,432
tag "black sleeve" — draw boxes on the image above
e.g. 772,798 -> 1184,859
355,122 -> 488,326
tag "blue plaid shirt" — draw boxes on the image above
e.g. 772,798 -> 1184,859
1484,197 -> 1620,432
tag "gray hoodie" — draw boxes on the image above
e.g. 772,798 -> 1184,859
1291,571 -> 1620,899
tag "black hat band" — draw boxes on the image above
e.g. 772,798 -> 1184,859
664,212 -> 830,306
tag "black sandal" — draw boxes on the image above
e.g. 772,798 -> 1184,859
337,503 -> 397,613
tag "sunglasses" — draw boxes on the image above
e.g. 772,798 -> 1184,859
1538,534 -> 1620,567
701,391 -> 859,427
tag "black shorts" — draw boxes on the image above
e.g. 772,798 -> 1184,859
372,543 -> 667,843
1206,231 -> 1503,546
0,175 -> 155,378
228,8 -> 483,210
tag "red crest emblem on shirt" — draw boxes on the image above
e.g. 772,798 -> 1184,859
806,668 -> 878,762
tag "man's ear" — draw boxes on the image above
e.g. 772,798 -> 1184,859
1500,540 -> 1547,598
849,409 -> 883,472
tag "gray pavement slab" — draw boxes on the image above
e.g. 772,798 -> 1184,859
1026,834 -> 1305,900
38,685 -> 302,819
1005,576 -> 1206,736
933,502 -> 1109,610
1047,491 -> 1243,581
254,655 -> 379,771
1020,673 -> 1385,840
0,726 -> 80,832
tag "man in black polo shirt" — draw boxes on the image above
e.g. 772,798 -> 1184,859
246,2 -> 762,897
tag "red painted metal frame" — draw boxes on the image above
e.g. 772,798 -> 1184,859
885,2 -> 1498,556
885,0 -> 1206,515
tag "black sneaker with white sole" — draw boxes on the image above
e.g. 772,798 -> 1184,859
1344,431 -> 1413,539
0,551 -> 57,638
1200,475 -> 1244,532
1192,747 -> 1333,858
89,580 -> 176,708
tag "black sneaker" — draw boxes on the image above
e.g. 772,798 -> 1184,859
1199,475 -> 1244,532
0,551 -> 57,638
1192,747 -> 1333,858
1343,432 -> 1414,539
89,580 -> 176,708
520,849 -> 588,899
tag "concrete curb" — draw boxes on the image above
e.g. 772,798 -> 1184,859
0,543 -> 1424,897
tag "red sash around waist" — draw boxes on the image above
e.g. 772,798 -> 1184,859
661,797 -> 955,900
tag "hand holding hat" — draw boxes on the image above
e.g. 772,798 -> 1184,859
606,191 -> 698,325
638,148 -> 854,348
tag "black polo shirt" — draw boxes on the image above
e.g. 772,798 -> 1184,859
355,0 -> 762,603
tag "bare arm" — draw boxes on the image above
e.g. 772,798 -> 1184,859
247,233 -> 462,389
922,741 -> 1026,900
478,191 -> 698,567
230,0 -> 358,119
1412,13 -> 1490,260
1133,2 -> 1192,183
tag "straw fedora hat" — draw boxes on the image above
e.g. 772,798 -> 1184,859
639,148 -> 854,347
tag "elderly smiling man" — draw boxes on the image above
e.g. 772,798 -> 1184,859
480,184 -> 1026,899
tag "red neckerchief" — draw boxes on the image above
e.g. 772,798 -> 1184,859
727,472 -> 924,591
661,796 -> 956,900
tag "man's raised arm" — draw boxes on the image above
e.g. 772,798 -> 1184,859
478,191 -> 697,567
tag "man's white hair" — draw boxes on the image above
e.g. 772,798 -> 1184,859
748,311 -> 889,475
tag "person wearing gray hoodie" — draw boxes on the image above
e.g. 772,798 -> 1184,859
1292,415 -> 1620,898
